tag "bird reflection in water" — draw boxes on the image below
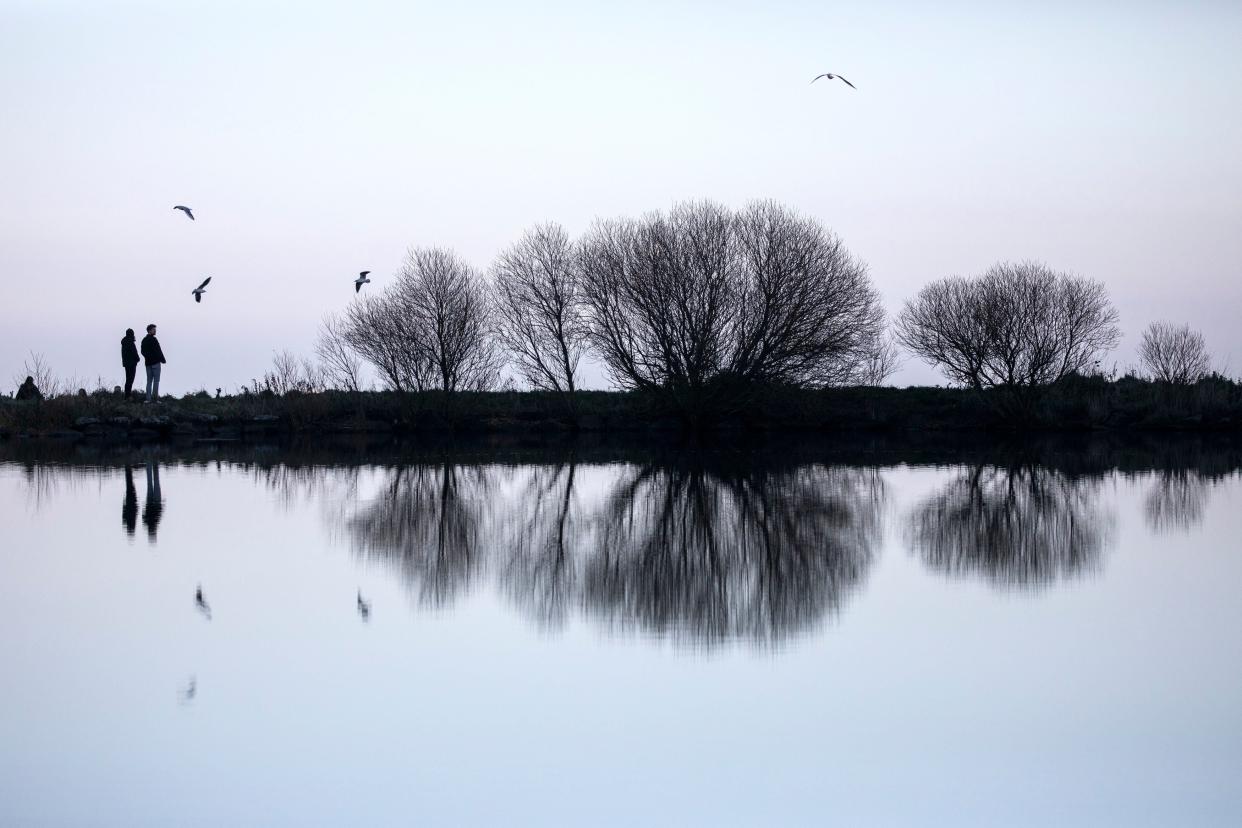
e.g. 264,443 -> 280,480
906,464 -> 1112,590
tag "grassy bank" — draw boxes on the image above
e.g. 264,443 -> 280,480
2,374 -> 1241,440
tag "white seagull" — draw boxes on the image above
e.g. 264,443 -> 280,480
355,271 -> 371,293
173,205 -> 195,221
192,277 -> 212,304
811,72 -> 856,89
357,590 -> 371,621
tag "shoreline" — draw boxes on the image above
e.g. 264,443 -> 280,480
2,377 -> 1241,442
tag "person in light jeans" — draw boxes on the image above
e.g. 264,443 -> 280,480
140,323 -> 166,403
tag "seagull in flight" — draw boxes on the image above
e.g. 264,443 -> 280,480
357,590 -> 371,621
192,277 -> 212,304
173,205 -> 195,221
195,585 -> 212,620
355,271 -> 371,293
811,72 -> 856,89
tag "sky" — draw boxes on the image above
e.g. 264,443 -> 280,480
1,0 -> 1240,392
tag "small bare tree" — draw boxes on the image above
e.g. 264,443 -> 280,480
1138,322 -> 1211,385
13,351 -> 62,398
316,312 -> 365,392
263,350 -> 325,395
896,261 -> 1120,394
491,223 -> 587,393
399,247 -> 501,392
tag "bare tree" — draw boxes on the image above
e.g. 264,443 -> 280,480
341,294 -> 434,392
579,200 -> 885,414
399,247 -> 501,392
13,351 -> 62,398
315,312 -> 365,392
491,223 -> 587,393
1138,322 -> 1211,385
896,261 -> 1120,393
262,350 -> 325,395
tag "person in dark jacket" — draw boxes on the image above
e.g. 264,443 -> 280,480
15,375 -> 42,401
121,329 -> 140,400
140,323 -> 166,403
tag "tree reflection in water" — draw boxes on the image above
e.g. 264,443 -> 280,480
1144,470 -> 1212,534
348,464 -> 494,607
346,456 -> 885,646
581,462 -> 884,645
906,465 -> 1111,590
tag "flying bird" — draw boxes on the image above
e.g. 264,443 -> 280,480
355,271 -> 371,293
173,205 -> 195,221
195,585 -> 212,620
811,73 -> 855,89
357,590 -> 371,621
192,277 -> 212,303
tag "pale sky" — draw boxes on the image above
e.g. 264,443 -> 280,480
2,0 -> 1240,392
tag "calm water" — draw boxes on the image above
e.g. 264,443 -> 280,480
2,437 -> 1241,827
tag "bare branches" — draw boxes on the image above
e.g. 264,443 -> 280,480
262,350 -> 325,395
1139,322 -> 1211,385
579,200 -> 886,413
315,313 -> 365,392
399,247 -> 501,392
897,261 -> 1120,392
491,223 -> 587,393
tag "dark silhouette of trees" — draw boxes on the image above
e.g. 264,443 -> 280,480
341,294 -> 433,391
338,248 -> 500,393
906,463 -> 1111,590
491,223 -> 587,394
579,200 -> 885,415
1138,322 -> 1212,385
400,247 -> 501,393
896,261 -> 1120,398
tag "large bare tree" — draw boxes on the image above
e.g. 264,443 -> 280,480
399,247 -> 502,392
491,223 -> 587,393
579,200 -> 886,414
896,261 -> 1120,392
1138,321 -> 1212,385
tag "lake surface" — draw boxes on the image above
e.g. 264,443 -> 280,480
2,436 -> 1241,827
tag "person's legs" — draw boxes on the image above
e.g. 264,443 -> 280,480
124,365 -> 136,399
144,364 -> 161,402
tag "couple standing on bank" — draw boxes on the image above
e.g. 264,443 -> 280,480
121,324 -> 167,403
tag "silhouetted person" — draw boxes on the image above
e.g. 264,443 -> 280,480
122,465 -> 138,537
15,375 -> 42,401
141,323 -> 166,404
121,329 -> 140,400
142,461 -> 163,542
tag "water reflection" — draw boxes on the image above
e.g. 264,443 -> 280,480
1144,470 -> 1217,534
580,462 -> 883,644
122,466 -> 138,537
347,456 -> 885,645
141,461 -> 163,542
906,464 -> 1111,590
348,464 -> 493,606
